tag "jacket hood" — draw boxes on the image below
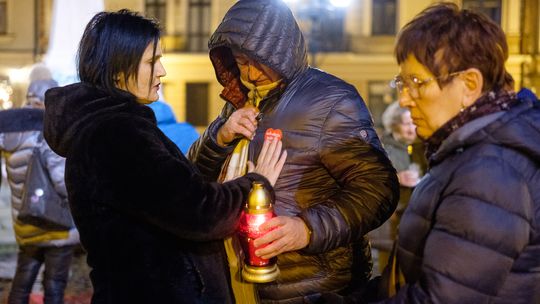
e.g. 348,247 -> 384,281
431,100 -> 540,166
44,83 -> 155,157
147,100 -> 177,125
208,0 -> 308,108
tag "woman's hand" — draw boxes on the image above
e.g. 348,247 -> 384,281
397,170 -> 420,187
248,137 -> 287,186
252,216 -> 310,259
217,105 -> 259,146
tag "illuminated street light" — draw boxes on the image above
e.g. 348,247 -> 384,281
290,0 -> 351,67
329,0 -> 352,8
0,81 -> 13,109
7,67 -> 30,84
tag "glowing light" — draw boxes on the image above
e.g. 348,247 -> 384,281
8,67 -> 31,84
0,81 -> 13,109
329,0 -> 352,7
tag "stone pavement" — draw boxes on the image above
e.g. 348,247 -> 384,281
0,161 -> 93,303
0,247 -> 93,304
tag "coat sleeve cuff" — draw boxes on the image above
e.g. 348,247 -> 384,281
206,117 -> 236,155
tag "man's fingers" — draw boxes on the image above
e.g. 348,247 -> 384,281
258,238 -> 289,259
259,216 -> 282,231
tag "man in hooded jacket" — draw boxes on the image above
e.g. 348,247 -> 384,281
189,1 -> 399,302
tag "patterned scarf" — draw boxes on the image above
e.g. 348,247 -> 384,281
222,78 -> 282,304
223,78 -> 282,181
425,89 -> 519,159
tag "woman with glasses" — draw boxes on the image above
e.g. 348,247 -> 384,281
375,3 -> 540,303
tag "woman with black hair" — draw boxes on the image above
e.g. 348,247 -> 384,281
43,9 -> 286,304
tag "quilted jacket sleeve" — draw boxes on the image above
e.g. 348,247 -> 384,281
300,95 -> 399,254
40,139 -> 68,199
187,104 -> 236,181
88,115 -> 271,241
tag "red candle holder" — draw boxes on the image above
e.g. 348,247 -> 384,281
237,182 -> 280,283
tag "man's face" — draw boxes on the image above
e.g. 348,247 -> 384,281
232,50 -> 281,86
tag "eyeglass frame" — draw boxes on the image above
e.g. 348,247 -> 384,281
389,71 -> 465,99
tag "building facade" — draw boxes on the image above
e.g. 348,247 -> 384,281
0,0 -> 538,130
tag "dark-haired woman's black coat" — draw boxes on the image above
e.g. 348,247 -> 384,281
43,83 -> 271,304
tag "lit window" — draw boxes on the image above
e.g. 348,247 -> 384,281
145,0 -> 167,30
0,0 -> 7,35
462,0 -> 502,24
371,0 -> 396,36
187,0 -> 211,52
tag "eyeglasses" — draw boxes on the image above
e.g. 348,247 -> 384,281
389,71 -> 464,99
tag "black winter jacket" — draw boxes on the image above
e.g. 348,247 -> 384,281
43,83 -> 272,304
189,0 -> 399,302
385,100 -> 540,303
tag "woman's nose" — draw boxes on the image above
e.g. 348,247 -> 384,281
157,61 -> 167,77
398,89 -> 413,108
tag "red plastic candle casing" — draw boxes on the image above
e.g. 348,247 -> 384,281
236,182 -> 280,283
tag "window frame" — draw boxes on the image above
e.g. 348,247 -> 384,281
461,0 -> 502,24
371,0 -> 397,36
145,0 -> 167,31
187,0 -> 211,53
0,0 -> 8,35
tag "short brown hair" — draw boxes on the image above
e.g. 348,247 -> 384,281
395,2 -> 513,92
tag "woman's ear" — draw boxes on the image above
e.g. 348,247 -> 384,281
461,68 -> 483,107
115,72 -> 127,90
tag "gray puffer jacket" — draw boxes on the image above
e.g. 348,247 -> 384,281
189,0 -> 399,302
0,108 -> 77,246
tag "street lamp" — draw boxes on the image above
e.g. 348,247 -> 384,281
329,0 -> 352,8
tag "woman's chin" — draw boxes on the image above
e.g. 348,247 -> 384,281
137,95 -> 159,105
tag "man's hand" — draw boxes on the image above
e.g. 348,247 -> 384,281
253,216 -> 310,259
217,105 -> 258,146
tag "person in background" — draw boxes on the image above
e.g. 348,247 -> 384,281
373,3 -> 540,303
368,101 -> 426,274
147,100 -> 199,154
517,87 -> 538,103
43,9 -> 286,303
0,73 -> 79,304
188,0 -> 399,302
